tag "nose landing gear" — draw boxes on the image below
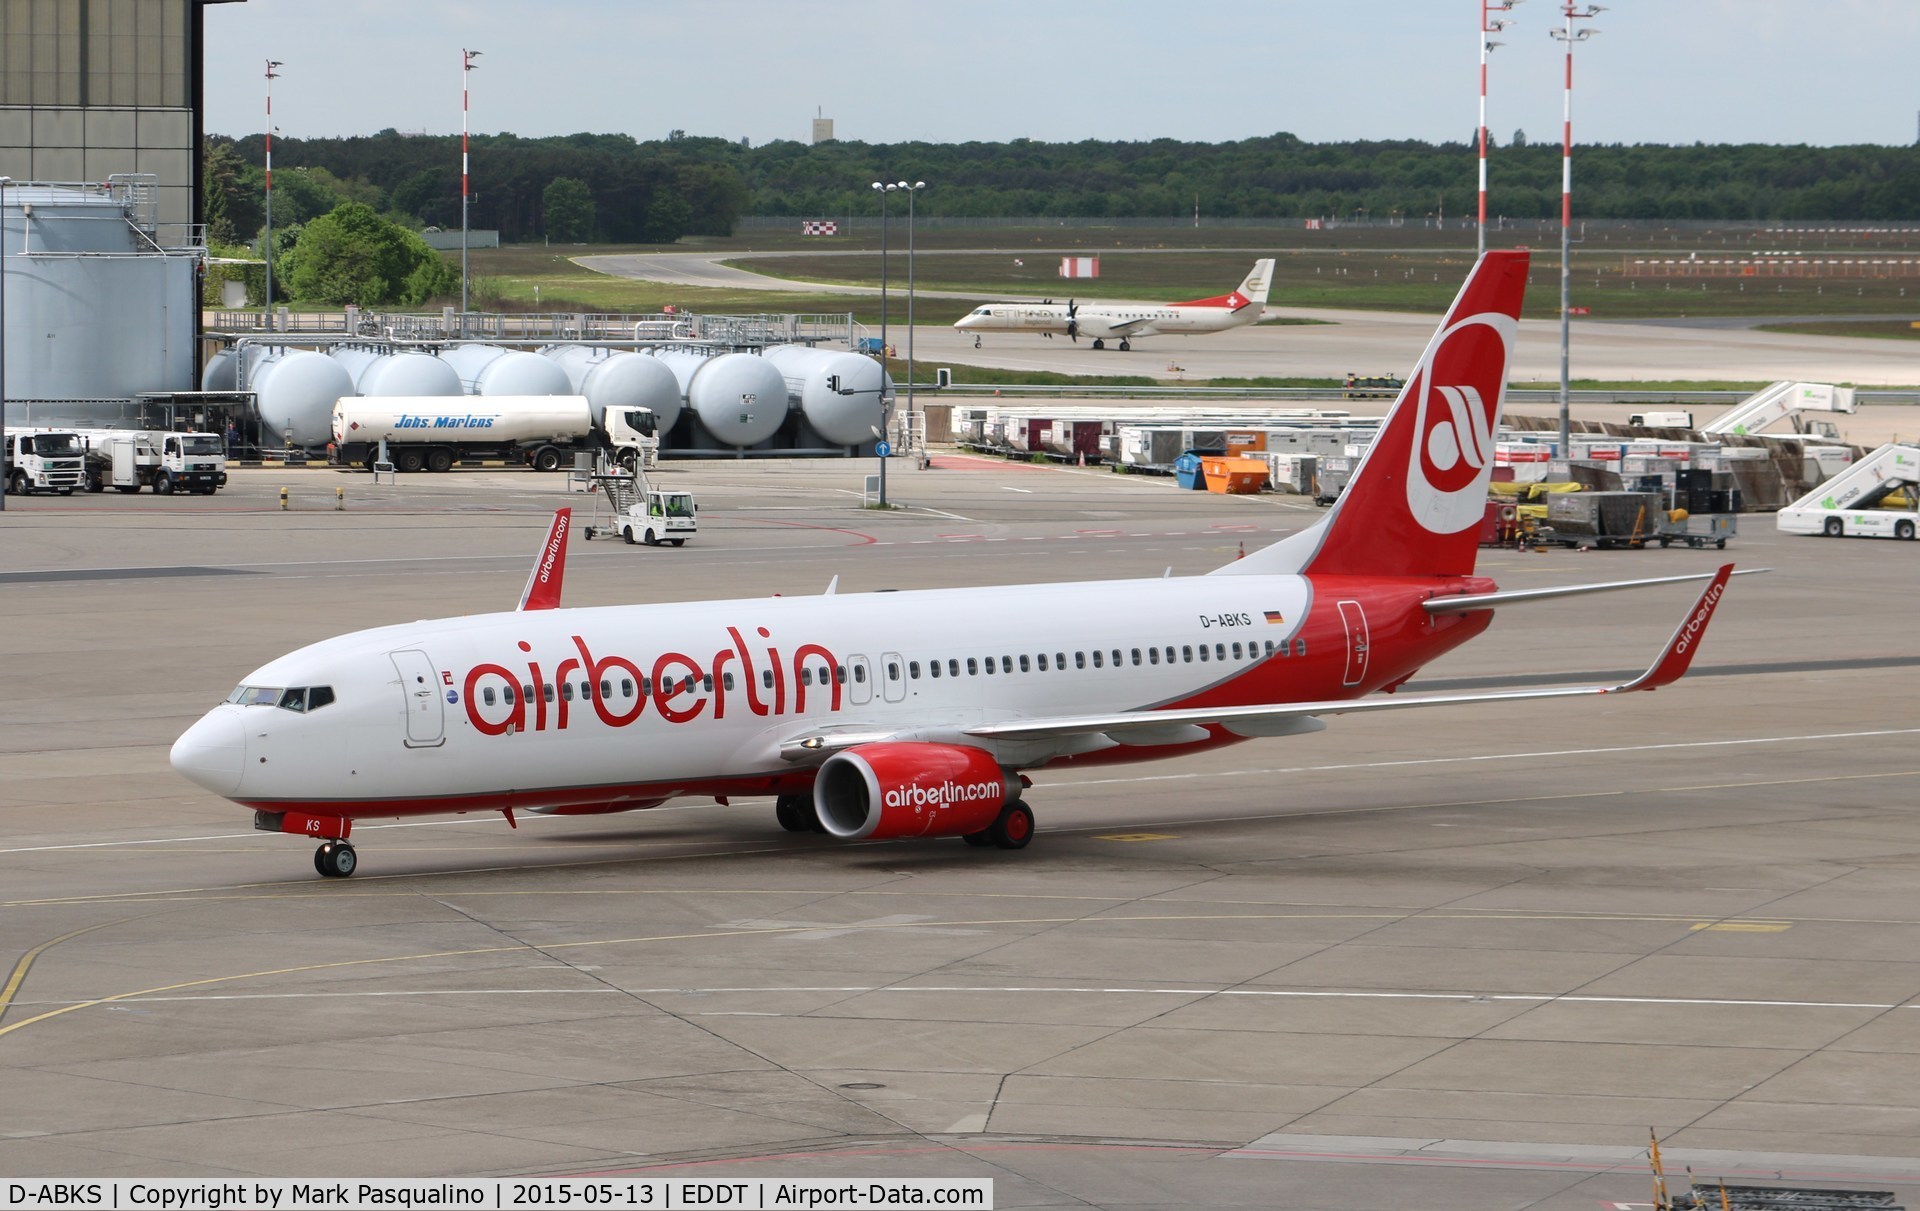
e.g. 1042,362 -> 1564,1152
314,840 -> 358,878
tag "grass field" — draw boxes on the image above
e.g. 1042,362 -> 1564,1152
470,225 -> 1920,326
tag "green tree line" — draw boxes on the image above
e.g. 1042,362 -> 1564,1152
206,129 -> 1920,254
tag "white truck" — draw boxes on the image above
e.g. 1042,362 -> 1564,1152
4,429 -> 87,496
78,429 -> 228,494
328,395 -> 657,473
1775,443 -> 1920,540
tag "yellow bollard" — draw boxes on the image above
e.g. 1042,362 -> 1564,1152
335,486 -> 344,511
279,486 -> 289,511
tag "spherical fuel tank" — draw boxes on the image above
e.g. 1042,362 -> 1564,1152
688,353 -> 790,447
761,345 -> 890,446
542,346 -> 682,434
442,343 -> 570,396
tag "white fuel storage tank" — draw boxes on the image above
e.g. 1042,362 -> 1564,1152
214,348 -> 354,448
760,345 -> 891,446
687,353 -> 791,447
327,347 -> 462,397
541,346 -> 682,435
443,343 -> 571,397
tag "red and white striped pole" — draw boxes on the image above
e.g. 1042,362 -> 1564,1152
461,48 -> 481,327
1551,4 -> 1602,456
263,59 -> 281,327
1477,0 -> 1519,260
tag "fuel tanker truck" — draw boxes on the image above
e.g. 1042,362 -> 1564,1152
327,395 -> 657,473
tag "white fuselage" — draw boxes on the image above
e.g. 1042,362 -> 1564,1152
953,301 -> 1259,341
171,572 -> 1478,818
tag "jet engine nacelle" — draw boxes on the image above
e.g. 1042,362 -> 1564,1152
813,742 -> 1016,841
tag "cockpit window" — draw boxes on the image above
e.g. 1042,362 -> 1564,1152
225,684 -> 333,712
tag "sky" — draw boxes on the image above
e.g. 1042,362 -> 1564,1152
203,1 -> 1920,148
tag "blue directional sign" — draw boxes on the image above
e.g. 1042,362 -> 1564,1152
874,440 -> 891,458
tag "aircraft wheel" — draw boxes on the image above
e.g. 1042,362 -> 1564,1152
961,831 -> 993,847
1897,520 -> 1915,541
1091,339 -> 1105,350
774,794 -> 813,833
315,841 -> 358,878
987,800 -> 1034,850
1118,339 -> 1131,351
1824,517 -> 1844,537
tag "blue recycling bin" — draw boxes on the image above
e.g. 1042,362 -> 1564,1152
1174,451 -> 1205,490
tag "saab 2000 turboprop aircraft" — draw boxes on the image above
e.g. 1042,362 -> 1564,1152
953,258 -> 1274,350
172,250 -> 1741,878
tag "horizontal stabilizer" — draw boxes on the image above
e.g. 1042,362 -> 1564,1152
1423,567 -> 1765,615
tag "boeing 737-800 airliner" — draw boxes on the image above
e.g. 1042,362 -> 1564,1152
172,250 -> 1738,877
953,259 -> 1273,350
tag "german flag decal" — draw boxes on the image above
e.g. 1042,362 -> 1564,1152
1263,610 -> 1285,624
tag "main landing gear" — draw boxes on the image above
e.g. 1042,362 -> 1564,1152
314,840 -> 358,878
963,800 -> 1035,850
775,793 -> 823,833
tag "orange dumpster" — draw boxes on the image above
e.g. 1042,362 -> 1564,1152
1201,456 -> 1269,494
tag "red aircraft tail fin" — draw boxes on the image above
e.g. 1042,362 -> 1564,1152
517,508 -> 571,612
1215,250 -> 1528,580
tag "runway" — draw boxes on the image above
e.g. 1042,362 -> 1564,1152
582,249 -> 1920,386
2,460 -> 1917,1208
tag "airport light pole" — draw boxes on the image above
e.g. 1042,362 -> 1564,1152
1478,0 -> 1522,259
461,48 -> 481,335
870,181 -> 897,504
1551,4 -> 1602,456
263,59 -> 281,331
900,180 -> 925,453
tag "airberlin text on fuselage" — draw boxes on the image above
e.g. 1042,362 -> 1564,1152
461,626 -> 840,736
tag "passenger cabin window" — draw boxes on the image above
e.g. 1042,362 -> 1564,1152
1132,648 -> 1142,666
854,665 -> 868,684
1295,639 -> 1307,657
982,656 -> 995,675
929,660 -> 942,679
1055,651 -> 1066,668
1149,648 -> 1160,665
1092,650 -> 1104,668
1182,646 -> 1193,663
948,659 -> 960,677
1018,655 -> 1030,673
1197,645 -> 1209,662
1075,652 -> 1086,669
483,687 -> 497,706
762,669 -> 774,689
967,658 -> 978,676
560,682 -> 575,701
888,661 -> 901,681
1037,654 -> 1049,671
908,661 -> 920,679
621,678 -> 634,697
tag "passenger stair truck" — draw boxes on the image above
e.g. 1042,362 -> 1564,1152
4,429 -> 87,495
79,429 -> 228,494
1776,443 -> 1920,540
580,465 -> 696,547
1702,381 -> 1857,442
328,396 -> 657,473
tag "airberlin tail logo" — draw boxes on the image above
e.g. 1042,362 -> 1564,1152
1403,311 -> 1516,535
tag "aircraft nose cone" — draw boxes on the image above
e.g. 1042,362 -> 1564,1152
170,709 -> 246,798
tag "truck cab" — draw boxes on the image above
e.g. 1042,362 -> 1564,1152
5,430 -> 86,496
606,407 -> 659,471
79,429 -> 227,494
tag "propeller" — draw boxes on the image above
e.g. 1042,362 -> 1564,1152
1065,299 -> 1078,342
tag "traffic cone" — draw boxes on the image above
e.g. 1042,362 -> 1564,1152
1237,541 -> 1245,560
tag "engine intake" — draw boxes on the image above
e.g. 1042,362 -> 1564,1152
814,742 -> 1014,841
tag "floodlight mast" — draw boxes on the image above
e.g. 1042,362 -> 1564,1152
461,48 -> 482,334
1551,3 -> 1602,456
263,59 -> 282,330
1478,0 -> 1523,259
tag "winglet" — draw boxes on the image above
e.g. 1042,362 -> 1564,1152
517,508 -> 572,612
1610,563 -> 1733,693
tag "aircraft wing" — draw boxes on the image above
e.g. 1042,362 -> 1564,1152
964,564 -> 1734,746
1101,316 -> 1157,334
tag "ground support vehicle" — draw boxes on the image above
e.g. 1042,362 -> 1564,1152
79,429 -> 227,494
4,430 -> 86,495
579,471 -> 696,547
1656,512 -> 1736,549
329,396 -> 656,474
1776,443 -> 1920,540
